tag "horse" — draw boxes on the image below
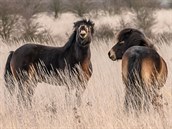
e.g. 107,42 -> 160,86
108,28 -> 168,113
4,19 -> 95,107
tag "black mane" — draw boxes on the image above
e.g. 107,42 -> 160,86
63,30 -> 77,50
74,19 -> 95,34
63,19 -> 95,50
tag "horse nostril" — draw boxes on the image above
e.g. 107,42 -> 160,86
108,50 -> 116,61
80,33 -> 86,37
80,30 -> 87,38
108,52 -> 111,57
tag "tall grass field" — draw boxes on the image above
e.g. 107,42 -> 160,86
0,10 -> 172,129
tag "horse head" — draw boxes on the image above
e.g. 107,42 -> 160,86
108,28 -> 154,61
74,19 -> 94,47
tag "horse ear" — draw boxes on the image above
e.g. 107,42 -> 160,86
91,22 -> 95,27
87,19 -> 94,27
74,21 -> 79,28
124,28 -> 133,34
74,22 -> 77,28
128,29 -> 133,34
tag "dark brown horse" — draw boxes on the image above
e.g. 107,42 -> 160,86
4,19 -> 94,106
108,28 -> 168,112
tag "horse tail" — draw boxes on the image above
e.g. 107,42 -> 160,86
4,51 -> 14,77
128,55 -> 142,86
4,51 -> 15,94
126,54 -> 143,110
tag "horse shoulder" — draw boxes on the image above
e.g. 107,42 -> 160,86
80,58 -> 92,80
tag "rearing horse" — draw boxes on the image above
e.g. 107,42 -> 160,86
108,28 -> 168,112
4,19 -> 95,106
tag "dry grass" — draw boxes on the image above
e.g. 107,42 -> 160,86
0,10 -> 172,129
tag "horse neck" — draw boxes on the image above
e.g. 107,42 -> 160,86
75,43 -> 91,62
143,38 -> 156,50
63,30 -> 91,63
68,40 -> 90,60
63,30 -> 76,50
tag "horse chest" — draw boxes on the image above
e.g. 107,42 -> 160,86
80,59 -> 91,79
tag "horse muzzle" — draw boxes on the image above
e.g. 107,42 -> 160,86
79,30 -> 88,39
108,50 -> 116,61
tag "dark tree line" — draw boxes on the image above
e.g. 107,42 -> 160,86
0,0 -> 167,42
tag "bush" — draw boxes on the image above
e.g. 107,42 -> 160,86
49,0 -> 64,19
19,19 -> 52,43
152,32 -> 172,45
94,24 -> 114,40
67,0 -> 94,17
133,8 -> 156,37
0,0 -> 19,41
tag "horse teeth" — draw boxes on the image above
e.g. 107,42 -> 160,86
80,30 -> 86,34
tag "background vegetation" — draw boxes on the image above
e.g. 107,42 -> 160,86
0,0 -> 172,128
0,0 -> 171,43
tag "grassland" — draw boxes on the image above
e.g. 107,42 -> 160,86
0,10 -> 172,129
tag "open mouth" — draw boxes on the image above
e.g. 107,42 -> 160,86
79,30 -> 87,39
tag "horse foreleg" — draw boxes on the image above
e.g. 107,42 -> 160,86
65,86 -> 73,108
17,78 -> 36,109
75,84 -> 86,107
72,84 -> 86,125
75,90 -> 82,107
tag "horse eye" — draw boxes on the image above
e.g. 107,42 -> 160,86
118,41 -> 125,46
88,26 -> 92,30
120,41 -> 125,44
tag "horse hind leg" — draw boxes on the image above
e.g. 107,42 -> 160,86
4,52 -> 32,108
17,75 -> 37,108
17,65 -> 37,108
17,83 -> 32,108
4,51 -> 16,95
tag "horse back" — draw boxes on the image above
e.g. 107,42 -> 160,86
10,44 -> 63,79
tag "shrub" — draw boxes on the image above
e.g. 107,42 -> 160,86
94,24 -> 114,40
49,0 -> 64,19
67,0 -> 93,17
0,0 -> 19,41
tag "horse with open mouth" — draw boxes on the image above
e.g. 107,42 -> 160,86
108,28 -> 168,113
4,19 -> 95,107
